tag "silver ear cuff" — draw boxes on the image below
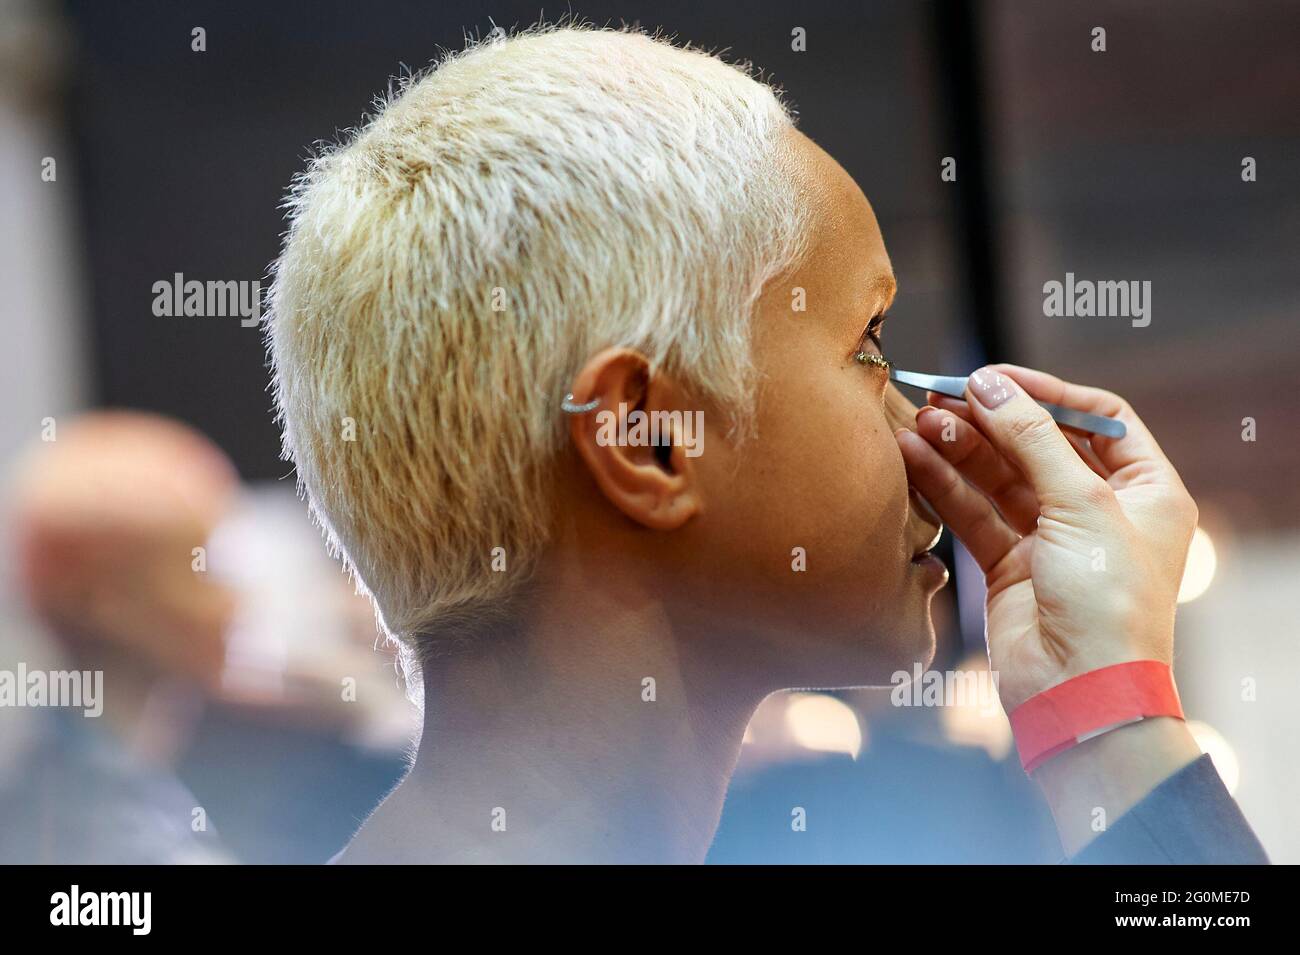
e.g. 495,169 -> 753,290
561,393 -> 601,414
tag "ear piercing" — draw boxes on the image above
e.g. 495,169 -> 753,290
854,352 -> 892,371
561,393 -> 601,414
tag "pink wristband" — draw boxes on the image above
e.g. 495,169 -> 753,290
1008,660 -> 1185,774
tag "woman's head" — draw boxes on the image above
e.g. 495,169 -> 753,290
267,23 -> 942,688
658,126 -> 947,687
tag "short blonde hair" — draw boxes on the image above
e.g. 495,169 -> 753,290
265,23 -> 809,662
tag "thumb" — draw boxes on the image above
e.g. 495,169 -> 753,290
965,366 -> 1105,514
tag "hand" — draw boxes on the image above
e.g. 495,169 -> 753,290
895,364 -> 1196,712
894,365 -> 1203,853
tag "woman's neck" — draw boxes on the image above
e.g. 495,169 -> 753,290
340,591 -> 761,864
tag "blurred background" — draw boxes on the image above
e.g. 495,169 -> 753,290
0,0 -> 1296,863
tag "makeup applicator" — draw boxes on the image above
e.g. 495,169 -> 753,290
888,368 -> 1127,439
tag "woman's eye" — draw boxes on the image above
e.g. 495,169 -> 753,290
852,312 -> 892,372
862,314 -> 887,352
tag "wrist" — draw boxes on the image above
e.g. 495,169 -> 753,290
1033,716 -> 1201,857
1009,659 -> 1182,773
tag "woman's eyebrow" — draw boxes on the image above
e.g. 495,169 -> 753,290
868,273 -> 898,310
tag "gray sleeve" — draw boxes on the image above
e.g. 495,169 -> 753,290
1069,754 -> 1270,864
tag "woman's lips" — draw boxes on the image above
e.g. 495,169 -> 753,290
909,522 -> 948,589
911,551 -> 949,588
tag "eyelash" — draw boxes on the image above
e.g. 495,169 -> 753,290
865,314 -> 887,350
852,313 -> 891,370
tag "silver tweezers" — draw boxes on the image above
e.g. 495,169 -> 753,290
889,368 -> 1127,439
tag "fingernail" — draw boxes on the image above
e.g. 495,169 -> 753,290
914,406 -> 940,431
969,367 -> 1018,409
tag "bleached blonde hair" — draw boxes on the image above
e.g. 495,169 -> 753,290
265,22 -> 810,668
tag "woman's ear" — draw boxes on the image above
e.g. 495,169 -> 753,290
566,347 -> 703,531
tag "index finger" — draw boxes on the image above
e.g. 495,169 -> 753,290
988,364 -> 1179,484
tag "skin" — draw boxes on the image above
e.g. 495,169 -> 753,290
341,126 -> 943,863
898,367 -> 1202,855
343,126 -> 1203,862
12,412 -> 237,753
